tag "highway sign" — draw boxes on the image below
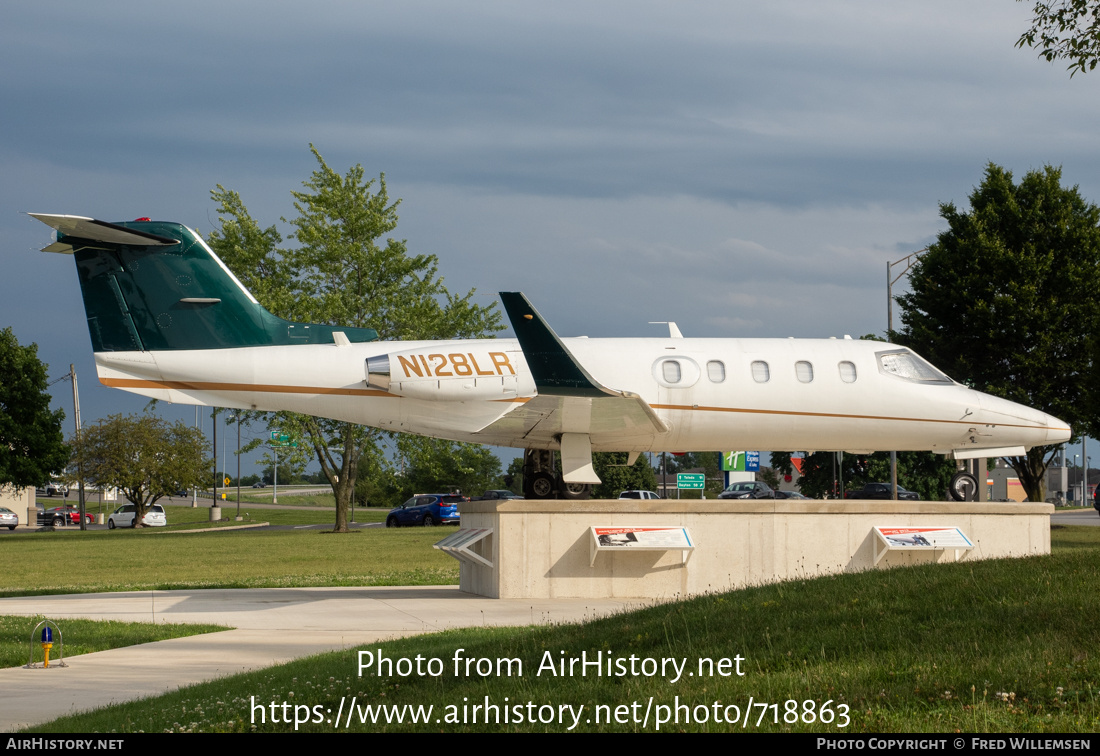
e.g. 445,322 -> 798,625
677,473 -> 705,489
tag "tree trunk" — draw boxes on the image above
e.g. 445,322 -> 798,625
314,421 -> 362,533
1008,447 -> 1053,503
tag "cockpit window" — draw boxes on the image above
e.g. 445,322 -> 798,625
876,350 -> 952,384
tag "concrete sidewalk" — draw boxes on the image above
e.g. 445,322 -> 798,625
0,586 -> 651,732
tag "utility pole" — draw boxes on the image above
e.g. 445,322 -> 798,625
236,414 -> 242,520
69,365 -> 87,530
193,406 -> 199,507
212,408 -> 218,507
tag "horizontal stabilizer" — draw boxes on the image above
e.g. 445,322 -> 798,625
29,213 -> 179,253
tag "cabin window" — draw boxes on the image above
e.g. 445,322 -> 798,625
877,349 -> 952,384
651,355 -> 701,387
839,361 -> 857,383
795,361 -> 814,383
751,360 -> 770,383
662,360 -> 682,383
707,360 -> 725,382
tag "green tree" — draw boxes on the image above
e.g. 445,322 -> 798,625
396,437 -> 502,499
208,146 -> 502,532
1017,0 -> 1100,75
0,328 -> 69,491
758,466 -> 781,491
771,451 -> 956,500
504,457 -> 524,495
896,163 -> 1100,503
592,452 -> 657,498
71,414 -> 210,526
258,449 -> 309,486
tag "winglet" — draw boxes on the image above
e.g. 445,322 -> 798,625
499,292 -> 610,397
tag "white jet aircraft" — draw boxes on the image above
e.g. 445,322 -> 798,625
31,214 -> 1071,500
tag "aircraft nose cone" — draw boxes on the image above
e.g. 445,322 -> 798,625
977,394 -> 1071,448
1046,414 -> 1072,446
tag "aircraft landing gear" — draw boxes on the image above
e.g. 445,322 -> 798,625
528,471 -> 557,499
949,471 -> 978,501
560,481 -> 591,500
522,449 -> 593,500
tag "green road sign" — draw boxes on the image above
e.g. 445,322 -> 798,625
677,473 -> 705,489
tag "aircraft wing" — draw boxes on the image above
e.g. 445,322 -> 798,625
474,392 -> 665,448
473,294 -> 667,477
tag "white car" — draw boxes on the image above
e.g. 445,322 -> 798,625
618,490 -> 661,500
107,504 -> 167,529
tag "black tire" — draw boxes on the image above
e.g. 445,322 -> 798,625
949,471 -> 978,502
108,519 -> 116,530
7,526 -> 14,531
51,517 -> 64,528
560,481 -> 591,500
386,516 -> 398,528
529,471 -> 557,499
422,515 -> 436,527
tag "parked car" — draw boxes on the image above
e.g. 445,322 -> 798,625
36,482 -> 68,497
0,507 -> 18,530
775,490 -> 810,499
37,506 -> 93,527
618,490 -> 661,500
717,481 -> 777,499
386,494 -> 462,527
844,483 -> 919,501
107,504 -> 168,528
472,489 -> 523,500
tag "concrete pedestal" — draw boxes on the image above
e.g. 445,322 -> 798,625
451,499 -> 1052,599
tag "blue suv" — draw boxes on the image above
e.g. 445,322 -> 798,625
386,494 -> 463,528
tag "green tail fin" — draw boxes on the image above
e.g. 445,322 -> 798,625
32,214 -> 378,352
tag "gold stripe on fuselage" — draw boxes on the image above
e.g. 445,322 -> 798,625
100,377 -> 1052,432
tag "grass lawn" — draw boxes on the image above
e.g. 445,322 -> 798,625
15,526 -> 1100,733
152,502 -> 387,530
0,615 -> 227,670
0,527 -> 458,597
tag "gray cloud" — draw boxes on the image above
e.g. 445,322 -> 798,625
3,0 -> 1098,430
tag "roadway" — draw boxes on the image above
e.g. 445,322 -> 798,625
1051,508 -> 1100,526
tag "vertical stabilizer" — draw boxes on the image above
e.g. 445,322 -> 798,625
30,214 -> 378,352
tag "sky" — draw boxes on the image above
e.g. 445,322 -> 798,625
2,1 -> 1098,473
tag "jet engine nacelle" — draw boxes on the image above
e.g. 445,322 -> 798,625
366,348 -> 530,401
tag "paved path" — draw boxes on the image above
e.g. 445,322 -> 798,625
0,587 -> 651,732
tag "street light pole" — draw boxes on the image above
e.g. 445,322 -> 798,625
886,250 -> 926,500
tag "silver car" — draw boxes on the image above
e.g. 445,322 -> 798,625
107,504 -> 167,528
0,507 -> 18,530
